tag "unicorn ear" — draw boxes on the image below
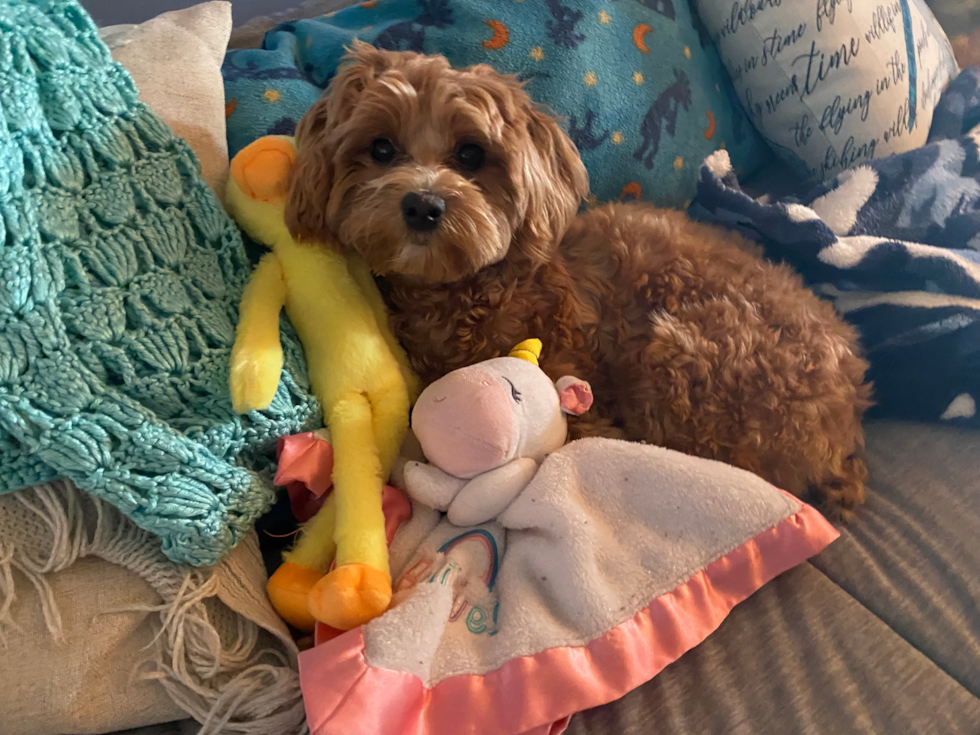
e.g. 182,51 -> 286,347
556,376 -> 593,416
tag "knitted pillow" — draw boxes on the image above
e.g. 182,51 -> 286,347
222,0 -> 770,208
0,0 -> 319,565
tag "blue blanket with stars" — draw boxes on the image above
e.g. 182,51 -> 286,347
222,0 -> 768,208
694,67 -> 980,429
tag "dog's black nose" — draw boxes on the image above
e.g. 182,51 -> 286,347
401,191 -> 445,233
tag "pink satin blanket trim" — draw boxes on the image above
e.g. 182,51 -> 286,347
522,718 -> 570,735
300,500 -> 838,735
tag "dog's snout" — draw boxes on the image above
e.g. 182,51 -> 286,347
401,191 -> 445,233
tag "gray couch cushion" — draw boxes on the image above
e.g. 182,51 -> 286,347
813,421 -> 980,699
569,421 -> 980,734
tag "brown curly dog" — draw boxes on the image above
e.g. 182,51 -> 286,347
285,42 -> 873,517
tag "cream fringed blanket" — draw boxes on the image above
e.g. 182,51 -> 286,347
0,481 -> 306,735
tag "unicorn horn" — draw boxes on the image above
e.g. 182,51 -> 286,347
508,339 -> 542,366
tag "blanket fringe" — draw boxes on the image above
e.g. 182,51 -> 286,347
0,481 -> 307,735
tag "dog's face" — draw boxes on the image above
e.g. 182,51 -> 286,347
285,43 -> 589,283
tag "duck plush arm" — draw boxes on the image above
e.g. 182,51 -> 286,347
229,252 -> 286,413
226,136 -> 295,414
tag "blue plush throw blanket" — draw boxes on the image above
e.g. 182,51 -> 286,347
222,0 -> 768,208
695,67 -> 980,428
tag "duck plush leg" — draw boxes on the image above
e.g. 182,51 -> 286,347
308,393 -> 392,630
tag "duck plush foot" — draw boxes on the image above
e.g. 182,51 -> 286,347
308,563 -> 392,630
266,561 -> 324,632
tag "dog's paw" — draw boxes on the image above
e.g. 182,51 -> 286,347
808,477 -> 865,523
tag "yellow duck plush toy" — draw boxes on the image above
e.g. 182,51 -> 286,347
226,135 -> 417,632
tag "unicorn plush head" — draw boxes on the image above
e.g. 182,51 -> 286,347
405,341 -> 593,526
412,340 -> 593,478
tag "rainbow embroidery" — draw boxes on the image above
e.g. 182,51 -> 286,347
437,529 -> 500,591
394,529 -> 502,636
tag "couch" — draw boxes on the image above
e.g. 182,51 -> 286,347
12,1 -> 980,733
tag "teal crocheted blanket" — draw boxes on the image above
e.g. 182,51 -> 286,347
0,0 -> 319,565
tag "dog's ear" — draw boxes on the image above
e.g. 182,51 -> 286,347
285,98 -> 336,246
462,68 -> 588,269
285,42 -> 392,246
518,106 -> 589,265
516,104 -> 589,269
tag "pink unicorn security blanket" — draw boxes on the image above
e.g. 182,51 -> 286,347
298,344 -> 838,735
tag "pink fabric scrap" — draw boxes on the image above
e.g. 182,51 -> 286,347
276,433 -> 336,523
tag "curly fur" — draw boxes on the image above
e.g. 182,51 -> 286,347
286,42 -> 874,517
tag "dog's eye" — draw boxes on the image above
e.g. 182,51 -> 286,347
455,143 -> 486,172
503,377 -> 522,403
370,138 -> 397,164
